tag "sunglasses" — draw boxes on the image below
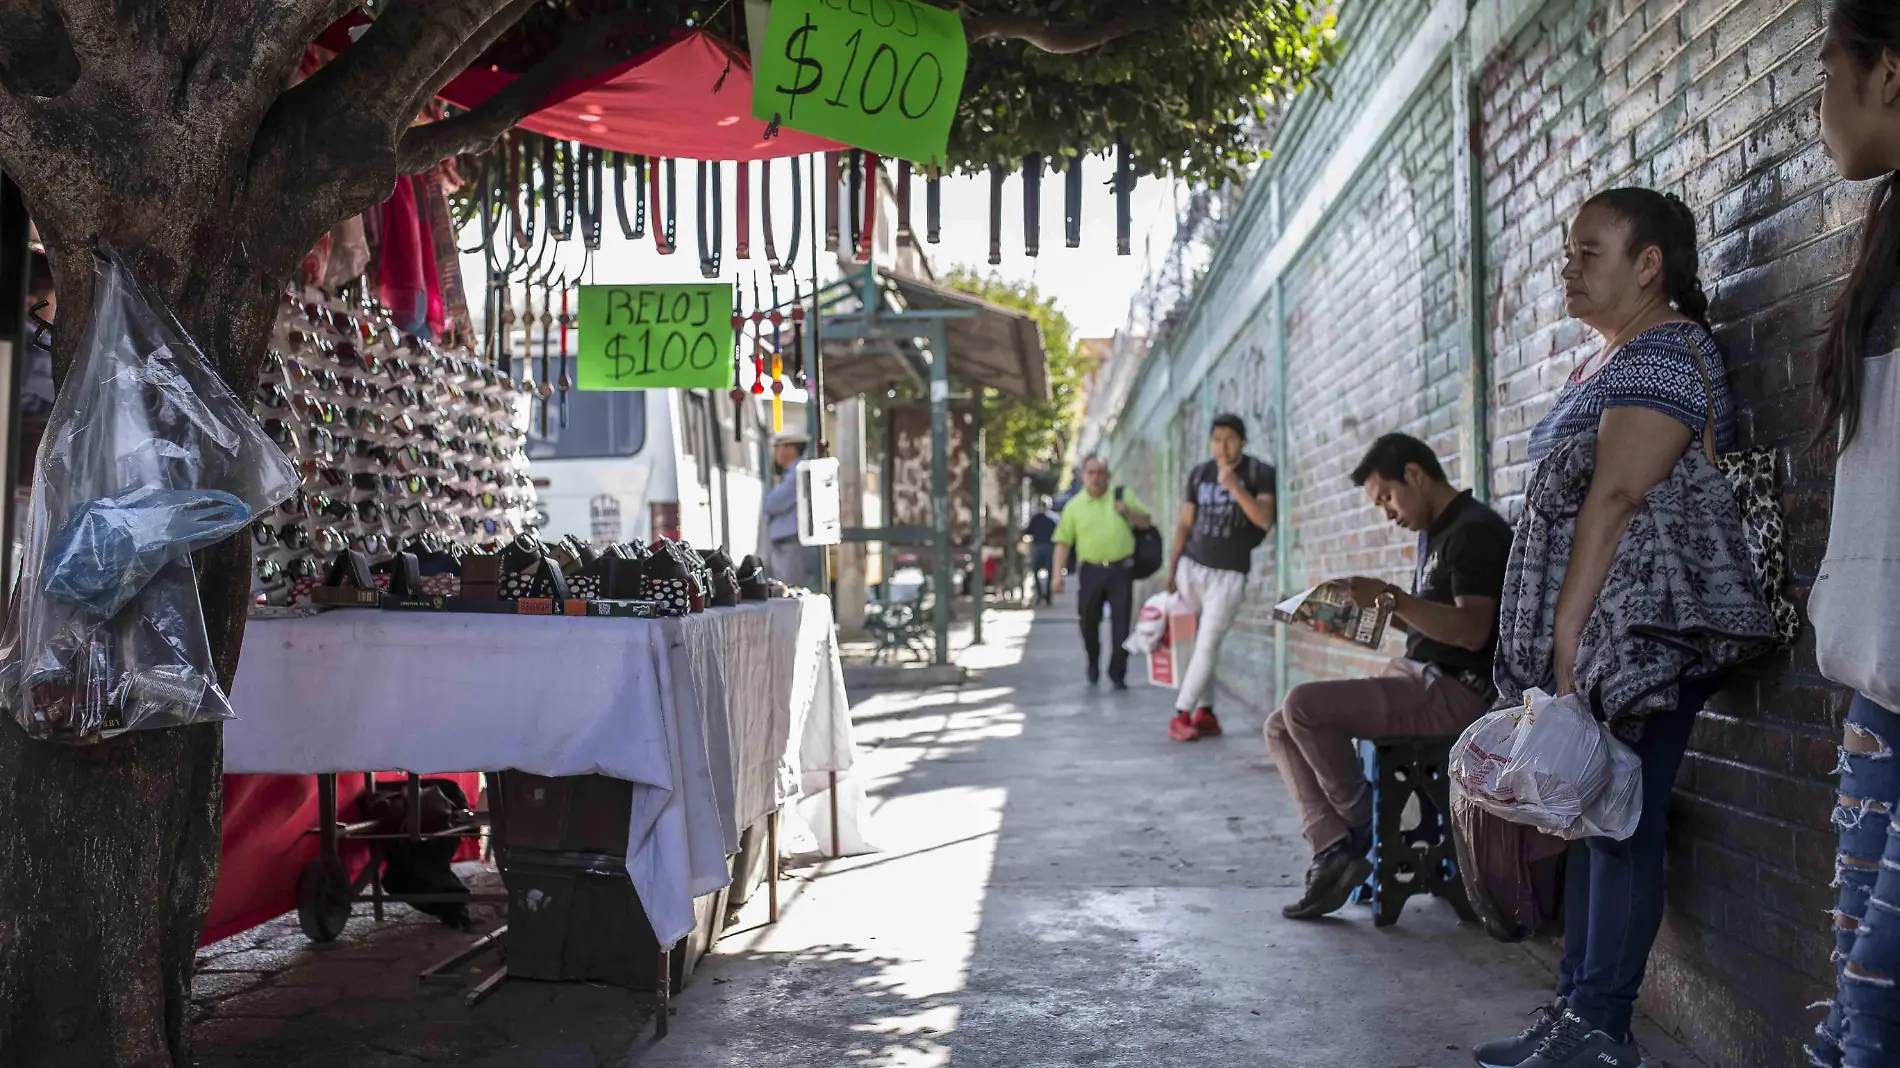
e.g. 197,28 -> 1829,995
256,558 -> 284,584
312,494 -> 352,521
314,526 -> 349,555
255,382 -> 291,409
346,438 -> 395,467
262,350 -> 286,376
340,376 -> 382,402
332,342 -> 384,376
309,427 -> 345,462
352,471 -> 401,497
296,394 -> 342,424
352,533 -> 391,556
286,556 -> 320,581
345,406 -> 386,434
253,521 -> 313,550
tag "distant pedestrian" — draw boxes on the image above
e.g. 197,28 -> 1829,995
1050,456 -> 1152,689
762,430 -> 819,588
1022,496 -> 1059,605
1163,413 -> 1276,741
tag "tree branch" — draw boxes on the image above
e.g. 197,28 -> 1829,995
405,0 -> 541,121
0,0 -> 80,98
395,10 -> 646,174
964,10 -> 1164,54
295,0 -> 516,138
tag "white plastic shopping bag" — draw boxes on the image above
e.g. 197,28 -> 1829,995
1450,688 -> 1643,841
1125,593 -> 1174,656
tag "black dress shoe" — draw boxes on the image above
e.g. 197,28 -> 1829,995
1086,663 -> 1100,685
1111,679 -> 1129,691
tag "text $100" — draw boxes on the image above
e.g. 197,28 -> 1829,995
777,0 -> 947,127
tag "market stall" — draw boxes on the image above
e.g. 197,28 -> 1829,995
223,594 -> 858,950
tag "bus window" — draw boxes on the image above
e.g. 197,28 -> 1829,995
526,390 -> 647,460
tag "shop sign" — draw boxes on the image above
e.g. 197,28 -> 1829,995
753,0 -> 968,166
576,283 -> 735,390
589,494 -> 623,543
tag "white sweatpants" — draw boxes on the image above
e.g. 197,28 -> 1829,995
1172,557 -> 1249,713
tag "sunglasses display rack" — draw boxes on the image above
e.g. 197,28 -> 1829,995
250,288 -> 539,606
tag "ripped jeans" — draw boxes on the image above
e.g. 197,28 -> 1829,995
1813,692 -> 1900,1068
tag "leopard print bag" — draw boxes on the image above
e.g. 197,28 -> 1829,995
1690,341 -> 1801,648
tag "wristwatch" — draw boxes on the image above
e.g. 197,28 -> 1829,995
1375,586 -> 1399,613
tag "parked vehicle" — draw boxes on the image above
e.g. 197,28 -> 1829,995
526,387 -> 776,557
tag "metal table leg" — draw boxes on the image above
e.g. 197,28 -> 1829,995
767,810 -> 781,923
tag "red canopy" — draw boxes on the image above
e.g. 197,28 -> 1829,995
441,31 -> 840,162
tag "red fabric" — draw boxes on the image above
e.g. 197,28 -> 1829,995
377,177 -> 428,331
204,772 -> 483,946
414,175 -> 446,337
439,31 -> 840,162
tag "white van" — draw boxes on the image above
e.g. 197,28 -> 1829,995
526,387 -> 783,558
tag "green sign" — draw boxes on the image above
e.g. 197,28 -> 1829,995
753,0 -> 968,166
576,284 -> 735,391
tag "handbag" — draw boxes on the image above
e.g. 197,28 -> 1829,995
1687,339 -> 1801,647
1114,487 -> 1165,581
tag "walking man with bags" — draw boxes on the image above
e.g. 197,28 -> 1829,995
1051,456 -> 1153,689
1164,413 -> 1277,741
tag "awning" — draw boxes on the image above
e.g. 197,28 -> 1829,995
819,272 -> 1049,402
440,32 -> 841,161
315,18 -> 838,162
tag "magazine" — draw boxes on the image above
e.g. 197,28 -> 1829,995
1273,581 -> 1393,649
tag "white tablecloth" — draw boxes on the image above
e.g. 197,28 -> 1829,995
224,595 -> 863,946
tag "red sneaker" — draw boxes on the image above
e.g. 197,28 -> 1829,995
1168,712 -> 1202,742
1191,708 -> 1222,736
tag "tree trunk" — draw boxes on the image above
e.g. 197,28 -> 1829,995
0,213 -> 292,1065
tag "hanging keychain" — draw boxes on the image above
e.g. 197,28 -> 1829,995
558,276 -> 573,427
749,275 -> 767,398
768,275 -> 786,433
538,275 -> 556,435
790,278 -> 808,390
730,279 -> 747,443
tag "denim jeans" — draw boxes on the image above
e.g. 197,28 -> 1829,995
1555,681 -> 1715,1042
1812,693 -> 1900,1068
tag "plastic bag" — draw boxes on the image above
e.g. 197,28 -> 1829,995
1124,592 -> 1177,656
0,246 -> 299,742
1450,689 -> 1642,840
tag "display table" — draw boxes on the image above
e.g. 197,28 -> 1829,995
222,595 -> 860,947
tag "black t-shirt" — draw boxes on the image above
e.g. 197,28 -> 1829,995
1023,511 -> 1058,544
1406,491 -> 1513,675
1183,455 -> 1277,573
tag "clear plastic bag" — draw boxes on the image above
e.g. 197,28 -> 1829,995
1450,689 -> 1643,841
0,246 -> 299,742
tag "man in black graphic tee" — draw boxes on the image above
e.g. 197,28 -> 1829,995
1163,413 -> 1277,741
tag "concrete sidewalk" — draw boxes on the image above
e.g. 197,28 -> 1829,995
623,604 -> 1704,1067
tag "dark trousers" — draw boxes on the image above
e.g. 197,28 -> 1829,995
1030,543 -> 1054,604
1556,680 -> 1715,1042
1076,561 -> 1134,683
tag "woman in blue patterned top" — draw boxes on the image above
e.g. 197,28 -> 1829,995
1472,188 -> 1738,1068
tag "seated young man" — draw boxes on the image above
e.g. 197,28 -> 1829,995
1267,433 -> 1512,920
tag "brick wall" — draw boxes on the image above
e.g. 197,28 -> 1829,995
1480,2 -> 1840,1062
1279,53 -> 1469,689
1100,0 -> 1856,1062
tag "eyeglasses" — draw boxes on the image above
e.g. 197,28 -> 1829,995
286,556 -> 320,581
353,471 -> 402,497
253,521 -> 312,550
262,350 -> 286,375
314,526 -> 349,554
255,382 -> 291,409
255,558 -> 284,584
356,500 -> 386,524
312,494 -> 352,521
332,342 -> 384,376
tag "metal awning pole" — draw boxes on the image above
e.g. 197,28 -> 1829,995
970,391 -> 984,644
929,322 -> 950,666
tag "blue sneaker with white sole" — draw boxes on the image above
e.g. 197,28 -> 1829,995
1515,1009 -> 1646,1068
1472,998 -> 1565,1068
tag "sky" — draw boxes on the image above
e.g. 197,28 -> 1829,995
456,162 -> 1184,343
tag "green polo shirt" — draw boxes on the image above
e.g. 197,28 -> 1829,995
1054,488 -> 1148,564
